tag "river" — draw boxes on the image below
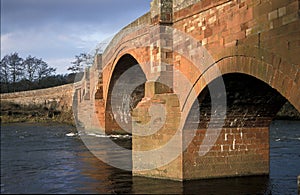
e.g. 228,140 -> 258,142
1,120 -> 299,194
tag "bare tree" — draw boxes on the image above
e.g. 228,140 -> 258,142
36,59 -> 56,81
1,53 -> 59,93
2,53 -> 24,92
23,55 -> 39,82
0,55 -> 11,92
68,53 -> 94,73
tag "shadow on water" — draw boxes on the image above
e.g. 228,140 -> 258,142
74,146 -> 133,194
76,137 -> 271,194
75,147 -> 271,194
183,176 -> 270,194
1,121 -> 299,194
132,175 -> 270,194
76,120 -> 299,194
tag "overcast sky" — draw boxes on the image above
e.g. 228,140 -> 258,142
1,0 -> 151,73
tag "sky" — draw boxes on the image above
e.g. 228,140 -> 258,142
1,0 -> 152,74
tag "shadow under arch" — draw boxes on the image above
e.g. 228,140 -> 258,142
105,54 -> 147,135
182,72 -> 299,179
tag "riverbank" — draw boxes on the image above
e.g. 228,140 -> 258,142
0,83 -> 75,125
1,100 -> 299,125
0,101 -> 75,125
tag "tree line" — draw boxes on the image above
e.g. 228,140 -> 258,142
0,52 -> 89,93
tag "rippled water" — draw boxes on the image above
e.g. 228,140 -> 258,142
1,120 -> 299,194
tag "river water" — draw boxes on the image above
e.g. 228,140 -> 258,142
1,120 -> 299,194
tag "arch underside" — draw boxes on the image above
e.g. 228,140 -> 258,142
182,67 -> 299,179
202,56 -> 299,113
105,54 -> 146,134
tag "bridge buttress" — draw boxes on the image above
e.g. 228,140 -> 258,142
132,0 -> 186,179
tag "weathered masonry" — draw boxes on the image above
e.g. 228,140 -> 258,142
74,0 -> 300,180
2,0 -> 299,181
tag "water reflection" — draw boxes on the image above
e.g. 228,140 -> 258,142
1,121 -> 299,194
133,176 -> 270,194
182,176 -> 270,194
77,141 -> 272,194
76,148 -> 132,194
78,149 -> 271,194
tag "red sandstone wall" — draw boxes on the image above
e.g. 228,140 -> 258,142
172,0 -> 300,110
171,0 -> 299,179
131,0 -> 299,180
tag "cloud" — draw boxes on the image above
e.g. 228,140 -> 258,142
46,57 -> 74,74
1,31 -> 74,74
1,0 -> 151,33
1,23 -> 111,56
1,22 -> 116,74
1,0 -> 152,73
1,29 -> 70,58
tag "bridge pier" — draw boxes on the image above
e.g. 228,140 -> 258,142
182,126 -> 270,180
132,73 -> 286,181
132,82 -> 183,180
132,98 -> 271,180
132,0 -> 182,179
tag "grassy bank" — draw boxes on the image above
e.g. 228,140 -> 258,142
0,101 -> 75,126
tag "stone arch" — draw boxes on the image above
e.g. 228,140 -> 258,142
181,55 -> 299,179
188,55 -> 299,113
185,72 -> 290,133
105,54 -> 147,134
103,47 -> 150,102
